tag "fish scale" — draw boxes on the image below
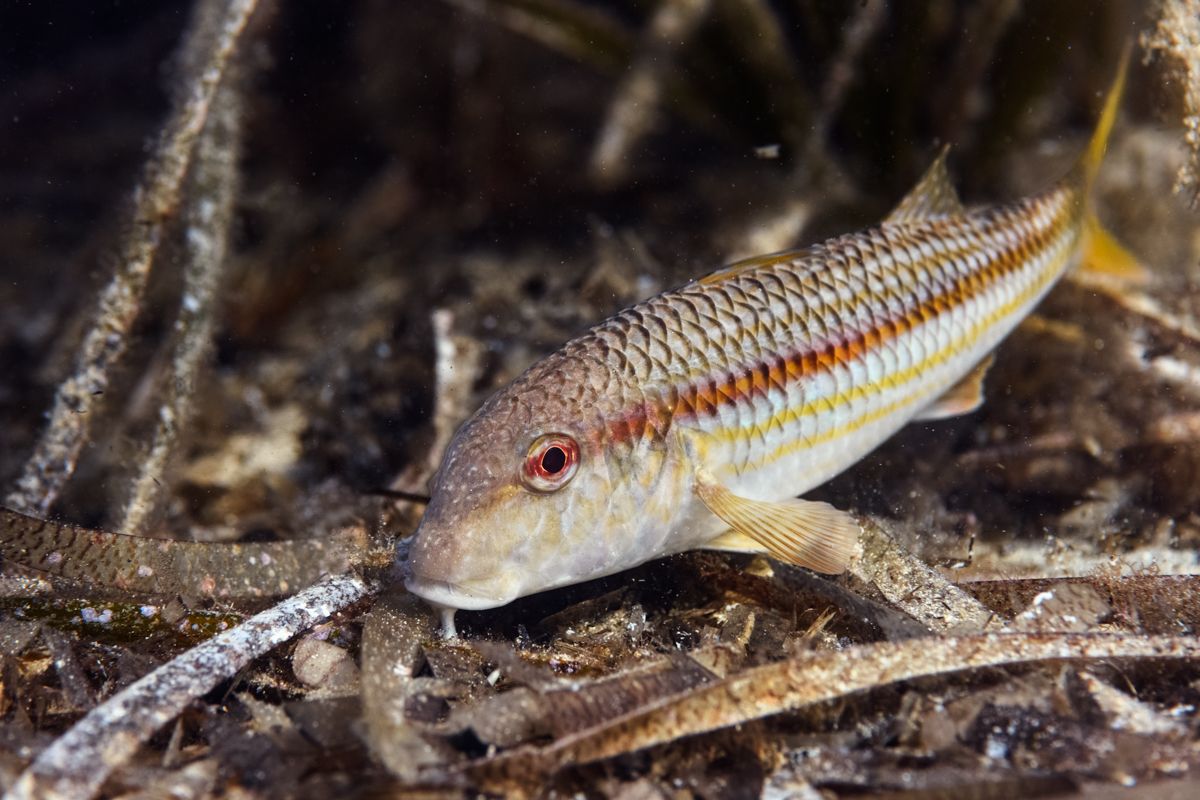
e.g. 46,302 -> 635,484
405,53 -> 1137,630
571,189 -> 1073,486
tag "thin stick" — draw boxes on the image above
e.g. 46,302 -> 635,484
119,73 -> 243,536
808,0 -> 888,151
3,572 -> 371,800
388,310 -> 481,515
5,0 -> 261,515
445,0 -> 632,74
935,0 -> 1021,147
588,0 -> 712,187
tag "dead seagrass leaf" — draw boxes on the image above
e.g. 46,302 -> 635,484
463,631 -> 1200,790
960,574 -> 1200,635
445,655 -> 715,748
850,518 -> 997,634
0,506 -> 366,598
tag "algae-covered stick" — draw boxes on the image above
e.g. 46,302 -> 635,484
406,52 -> 1139,636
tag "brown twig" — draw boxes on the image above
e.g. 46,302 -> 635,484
934,0 -> 1022,148
5,0 -> 262,515
444,0 -> 632,74
391,309 -> 485,499
808,0 -> 888,153
589,0 -> 713,187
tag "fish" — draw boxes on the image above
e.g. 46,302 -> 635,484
405,52 -> 1140,637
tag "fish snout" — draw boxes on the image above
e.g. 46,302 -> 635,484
405,525 -> 509,610
404,575 -> 507,611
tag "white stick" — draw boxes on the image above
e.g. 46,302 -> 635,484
6,0 -> 261,515
120,73 -> 243,536
4,572 -> 371,800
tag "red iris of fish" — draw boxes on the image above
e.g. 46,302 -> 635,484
522,434 -> 579,492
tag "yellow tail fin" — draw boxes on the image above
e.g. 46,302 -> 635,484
1076,42 -> 1131,192
1079,211 -> 1147,283
1072,43 -> 1147,284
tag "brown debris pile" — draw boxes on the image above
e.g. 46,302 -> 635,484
1143,0 -> 1200,208
1,1 -> 1199,798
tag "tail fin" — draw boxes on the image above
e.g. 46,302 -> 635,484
1071,43 -> 1146,284
1078,211 -> 1145,282
1075,42 -> 1131,192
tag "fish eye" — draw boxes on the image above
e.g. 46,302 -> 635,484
522,434 -> 579,492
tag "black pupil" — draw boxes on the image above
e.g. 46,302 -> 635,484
540,446 -> 567,474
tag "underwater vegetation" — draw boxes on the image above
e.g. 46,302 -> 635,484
1,0 -> 1200,797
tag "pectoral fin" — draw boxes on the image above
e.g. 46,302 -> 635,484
694,470 -> 859,574
914,354 -> 993,421
705,529 -> 769,555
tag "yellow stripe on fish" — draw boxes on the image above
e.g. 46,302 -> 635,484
703,194 -> 1075,448
405,49 -> 1138,637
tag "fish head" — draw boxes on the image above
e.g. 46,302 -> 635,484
404,377 -> 628,612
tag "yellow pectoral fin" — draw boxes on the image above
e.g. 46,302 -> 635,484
694,470 -> 859,574
914,354 -> 993,421
705,529 -> 769,555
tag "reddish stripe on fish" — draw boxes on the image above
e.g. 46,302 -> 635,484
595,191 -> 1074,450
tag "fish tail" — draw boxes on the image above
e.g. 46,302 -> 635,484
1075,41 -> 1131,193
1072,42 -> 1146,283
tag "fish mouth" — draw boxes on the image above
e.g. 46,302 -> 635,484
404,575 -> 508,611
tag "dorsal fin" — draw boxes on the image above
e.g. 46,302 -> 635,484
885,146 -> 964,224
697,247 -> 810,286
